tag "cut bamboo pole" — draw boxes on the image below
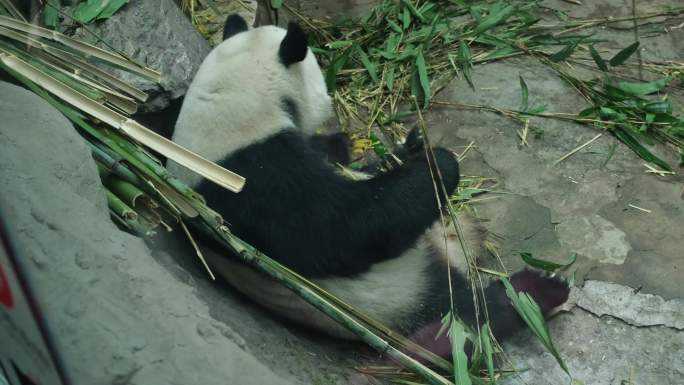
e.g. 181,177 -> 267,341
0,50 -> 246,194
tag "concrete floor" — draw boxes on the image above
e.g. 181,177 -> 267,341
420,1 -> 683,383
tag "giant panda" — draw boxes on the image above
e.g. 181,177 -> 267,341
168,14 -> 569,356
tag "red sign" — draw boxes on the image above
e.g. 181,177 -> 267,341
0,264 -> 13,308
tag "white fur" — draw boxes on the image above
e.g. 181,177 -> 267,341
425,215 -> 485,274
205,228 -> 436,339
169,25 -> 332,187
204,215 -> 485,339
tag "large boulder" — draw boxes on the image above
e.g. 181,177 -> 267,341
70,0 -> 211,112
0,81 -> 301,385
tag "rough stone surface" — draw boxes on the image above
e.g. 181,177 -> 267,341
578,280 -> 684,330
556,215 -> 631,265
71,0 -> 210,112
0,81 -> 300,385
426,1 -> 684,383
256,0 -> 382,26
2,0 -> 683,383
503,309 -> 684,385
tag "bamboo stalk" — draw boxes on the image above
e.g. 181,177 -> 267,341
90,142 -> 144,187
0,49 -> 246,194
207,226 -> 456,385
0,14 -> 160,81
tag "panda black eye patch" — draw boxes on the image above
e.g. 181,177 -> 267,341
280,97 -> 300,127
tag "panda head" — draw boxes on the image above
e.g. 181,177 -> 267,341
173,14 -> 332,177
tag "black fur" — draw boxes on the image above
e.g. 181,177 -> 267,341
307,133 -> 352,166
280,97 -> 300,127
408,267 -> 570,359
223,14 -> 249,40
279,23 -> 308,67
196,130 -> 459,278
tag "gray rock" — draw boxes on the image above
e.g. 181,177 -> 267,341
503,307 -> 684,385
71,0 -> 210,112
0,81 -> 296,385
256,0 -> 382,25
578,280 -> 684,330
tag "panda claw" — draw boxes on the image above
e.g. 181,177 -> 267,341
510,269 -> 570,315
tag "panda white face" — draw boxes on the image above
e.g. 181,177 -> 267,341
171,19 -> 332,187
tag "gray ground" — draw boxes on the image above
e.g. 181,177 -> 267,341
0,0 -> 682,385
429,1 -> 684,384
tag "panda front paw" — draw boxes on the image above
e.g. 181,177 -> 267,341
404,127 -> 425,157
510,270 -> 570,315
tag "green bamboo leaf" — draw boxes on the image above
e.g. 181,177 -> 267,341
549,42 -> 578,62
386,64 -> 396,91
502,278 -> 569,374
599,107 -> 627,122
520,252 -> 576,272
43,0 -> 60,29
643,101 -> 672,114
385,33 -> 400,53
388,19 -> 403,33
589,45 -> 608,71
369,132 -> 387,158
472,3 -> 517,35
617,77 -> 671,96
452,187 -> 485,201
448,318 -> 473,385
613,126 -> 671,171
609,41 -> 640,66
526,105 -> 547,114
401,0 -> 426,23
271,0 -> 283,9
484,46 -> 516,60
72,0 -> 108,22
652,112 -> 680,123
436,311 -> 451,339
402,6 -> 411,30
411,71 -> 422,105
415,50 -> 430,107
604,85 -> 631,101
72,0 -> 128,23
470,5 -> 483,23
481,324 -> 496,384
98,0 -> 129,19
356,47 -> 379,83
325,51 -> 350,93
326,40 -> 354,50
519,75 -> 529,111
459,41 -> 474,90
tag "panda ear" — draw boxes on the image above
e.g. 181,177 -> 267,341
223,14 -> 248,40
279,23 -> 308,67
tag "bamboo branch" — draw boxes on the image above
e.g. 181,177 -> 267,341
0,49 -> 246,194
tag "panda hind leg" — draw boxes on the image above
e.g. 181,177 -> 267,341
407,269 -> 569,361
